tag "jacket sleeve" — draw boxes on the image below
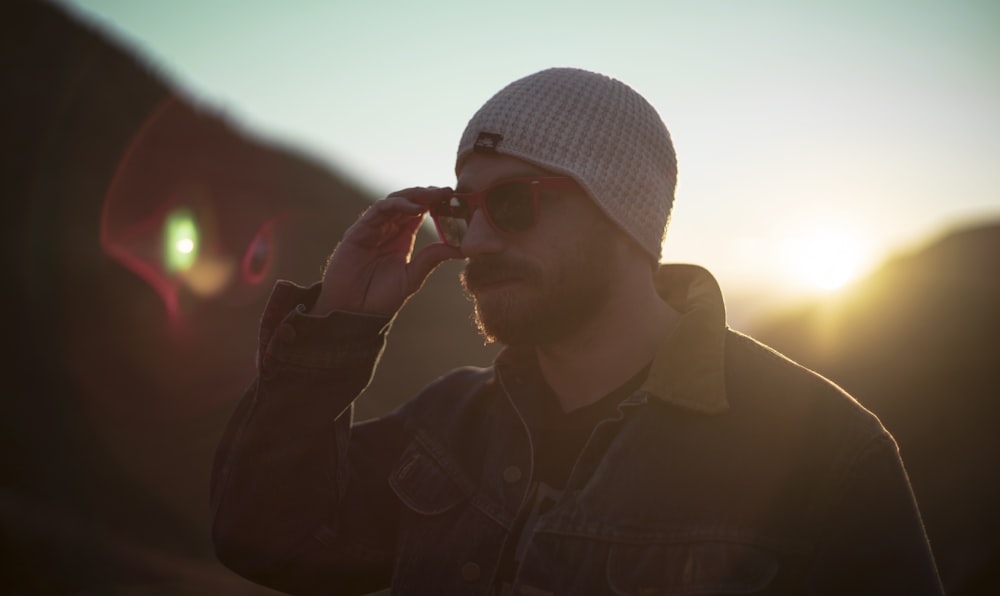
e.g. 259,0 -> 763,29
805,434 -> 944,595
210,280 -> 407,596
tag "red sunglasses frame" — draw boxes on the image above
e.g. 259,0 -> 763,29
429,176 -> 578,247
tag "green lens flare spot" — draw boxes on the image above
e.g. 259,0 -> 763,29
164,208 -> 199,272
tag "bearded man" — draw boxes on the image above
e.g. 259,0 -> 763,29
211,67 -> 943,595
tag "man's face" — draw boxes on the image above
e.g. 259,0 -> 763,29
455,154 -> 628,346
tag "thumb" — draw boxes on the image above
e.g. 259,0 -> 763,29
406,242 -> 463,294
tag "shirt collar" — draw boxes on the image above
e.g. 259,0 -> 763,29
641,264 -> 730,414
495,264 -> 731,415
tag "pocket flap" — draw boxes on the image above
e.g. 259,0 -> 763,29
389,443 -> 465,515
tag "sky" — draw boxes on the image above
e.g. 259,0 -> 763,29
59,0 -> 1000,313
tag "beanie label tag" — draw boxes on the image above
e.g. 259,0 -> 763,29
473,132 -> 503,153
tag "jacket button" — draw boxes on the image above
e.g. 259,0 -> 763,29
276,323 -> 297,343
461,562 -> 481,582
503,465 -> 522,484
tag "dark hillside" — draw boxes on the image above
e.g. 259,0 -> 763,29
752,221 -> 1000,596
2,1 -> 492,593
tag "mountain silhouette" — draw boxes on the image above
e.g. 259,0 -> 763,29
751,220 -> 1000,596
2,1 -> 492,593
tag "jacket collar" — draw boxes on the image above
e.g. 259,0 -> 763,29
641,264 -> 729,414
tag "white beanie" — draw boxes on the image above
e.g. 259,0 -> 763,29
455,67 -> 677,260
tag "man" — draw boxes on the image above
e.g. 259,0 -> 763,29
211,67 -> 943,595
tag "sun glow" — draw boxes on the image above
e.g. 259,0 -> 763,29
779,227 -> 871,292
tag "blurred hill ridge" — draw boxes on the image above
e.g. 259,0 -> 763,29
2,2 -> 490,594
751,219 -> 1000,596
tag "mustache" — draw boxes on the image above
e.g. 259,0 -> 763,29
461,255 -> 541,291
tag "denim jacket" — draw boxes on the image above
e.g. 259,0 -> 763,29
211,265 -> 943,595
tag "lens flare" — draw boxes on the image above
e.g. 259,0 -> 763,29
164,208 -> 199,272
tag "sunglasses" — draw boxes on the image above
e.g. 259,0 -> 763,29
430,176 -> 578,247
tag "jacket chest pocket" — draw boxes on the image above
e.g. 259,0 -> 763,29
389,442 -> 465,515
606,541 -> 778,595
388,442 -> 491,592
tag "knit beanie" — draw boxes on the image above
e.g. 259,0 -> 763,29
455,67 -> 677,260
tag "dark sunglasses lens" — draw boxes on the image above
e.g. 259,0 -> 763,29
431,197 -> 469,246
486,181 -> 535,232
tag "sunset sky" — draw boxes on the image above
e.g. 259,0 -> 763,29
60,0 -> 1000,312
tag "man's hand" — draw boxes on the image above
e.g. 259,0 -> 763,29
310,187 -> 462,317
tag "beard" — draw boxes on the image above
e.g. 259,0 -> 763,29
460,233 -> 618,346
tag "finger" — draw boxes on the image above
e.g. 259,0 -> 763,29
344,197 -> 426,245
355,190 -> 451,245
367,195 -> 429,218
356,188 -> 453,229
386,186 -> 454,208
341,187 -> 453,253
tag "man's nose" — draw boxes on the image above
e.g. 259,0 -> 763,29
460,210 -> 504,258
